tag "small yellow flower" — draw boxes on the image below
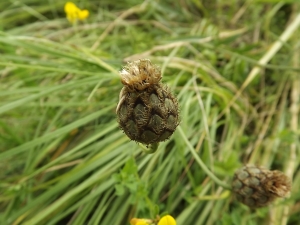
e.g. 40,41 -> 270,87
77,9 -> 89,20
130,218 -> 151,225
136,221 -> 149,225
64,2 -> 89,23
158,215 -> 176,225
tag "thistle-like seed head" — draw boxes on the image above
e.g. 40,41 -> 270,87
116,59 -> 180,145
232,165 -> 291,208
120,59 -> 161,91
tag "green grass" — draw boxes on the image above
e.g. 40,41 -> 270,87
0,0 -> 299,225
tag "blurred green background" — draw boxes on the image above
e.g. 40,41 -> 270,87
0,0 -> 299,224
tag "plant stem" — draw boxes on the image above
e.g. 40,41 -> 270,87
139,142 -> 159,154
178,126 -> 231,190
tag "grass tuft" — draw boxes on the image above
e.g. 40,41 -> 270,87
0,1 -> 299,225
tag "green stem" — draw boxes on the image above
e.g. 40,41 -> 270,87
139,142 -> 159,154
178,126 -> 231,190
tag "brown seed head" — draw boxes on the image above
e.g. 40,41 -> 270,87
120,59 -> 161,91
232,165 -> 292,208
116,59 -> 179,145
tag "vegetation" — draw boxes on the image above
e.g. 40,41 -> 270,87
0,0 -> 299,224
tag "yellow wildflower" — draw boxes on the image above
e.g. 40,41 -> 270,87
130,218 -> 151,225
158,215 -> 176,225
64,2 -> 89,23
136,221 -> 149,225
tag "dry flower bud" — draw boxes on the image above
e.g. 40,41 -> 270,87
232,165 -> 291,208
116,59 -> 179,145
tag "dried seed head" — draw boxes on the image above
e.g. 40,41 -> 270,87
120,59 -> 161,91
232,165 -> 291,208
116,59 -> 179,145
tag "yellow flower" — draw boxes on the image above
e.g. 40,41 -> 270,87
64,2 -> 89,23
158,215 -> 176,225
136,222 -> 149,225
130,218 -> 151,225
